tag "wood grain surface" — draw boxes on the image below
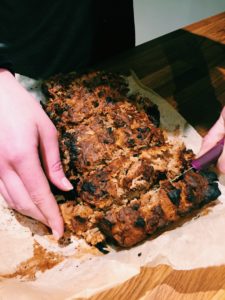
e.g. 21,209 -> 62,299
78,265 -> 225,300
86,12 -> 225,300
99,12 -> 225,135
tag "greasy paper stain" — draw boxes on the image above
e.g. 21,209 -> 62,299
2,241 -> 64,280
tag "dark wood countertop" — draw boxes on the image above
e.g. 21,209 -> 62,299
99,12 -> 225,136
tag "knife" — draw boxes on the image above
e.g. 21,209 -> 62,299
191,138 -> 224,170
169,137 -> 225,184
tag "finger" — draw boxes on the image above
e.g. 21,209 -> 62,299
38,117 -> 73,191
1,170 -> 48,225
198,114 -> 225,157
0,178 -> 14,208
217,146 -> 225,174
14,151 -> 64,238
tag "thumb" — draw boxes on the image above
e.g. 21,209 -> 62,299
38,120 -> 73,191
198,112 -> 225,157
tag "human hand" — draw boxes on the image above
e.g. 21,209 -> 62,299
0,69 -> 73,238
198,106 -> 225,173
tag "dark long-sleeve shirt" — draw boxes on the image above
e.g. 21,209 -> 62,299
0,0 -> 135,78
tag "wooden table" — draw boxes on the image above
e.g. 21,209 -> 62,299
99,12 -> 225,136
86,12 -> 225,300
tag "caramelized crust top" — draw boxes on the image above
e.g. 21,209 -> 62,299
43,71 -> 221,248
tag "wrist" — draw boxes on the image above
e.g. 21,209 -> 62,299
0,68 -> 21,95
0,67 -> 12,74
0,68 -> 16,83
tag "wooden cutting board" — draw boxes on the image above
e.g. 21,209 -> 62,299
82,264 -> 225,300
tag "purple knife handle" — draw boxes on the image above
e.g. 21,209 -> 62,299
191,138 -> 225,171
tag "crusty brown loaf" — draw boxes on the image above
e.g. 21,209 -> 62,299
43,71 -> 221,248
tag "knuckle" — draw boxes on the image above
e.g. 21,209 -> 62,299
48,125 -> 58,139
13,203 -> 31,215
30,193 -> 45,206
218,161 -> 225,174
221,107 -> 225,118
7,147 -> 30,164
8,153 -> 24,164
218,166 -> 225,175
202,134 -> 210,143
51,160 -> 63,173
30,190 -> 51,206
201,136 -> 212,149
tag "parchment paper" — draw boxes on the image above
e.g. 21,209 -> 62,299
0,72 -> 225,299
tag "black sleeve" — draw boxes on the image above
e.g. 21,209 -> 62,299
0,54 -> 14,75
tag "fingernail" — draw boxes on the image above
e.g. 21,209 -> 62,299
61,177 -> 73,190
52,230 -> 61,240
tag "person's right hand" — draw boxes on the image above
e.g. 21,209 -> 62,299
198,106 -> 225,174
0,69 -> 73,238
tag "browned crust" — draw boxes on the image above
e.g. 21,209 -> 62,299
43,71 -> 221,248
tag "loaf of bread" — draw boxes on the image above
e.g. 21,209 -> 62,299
43,71 -> 221,248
